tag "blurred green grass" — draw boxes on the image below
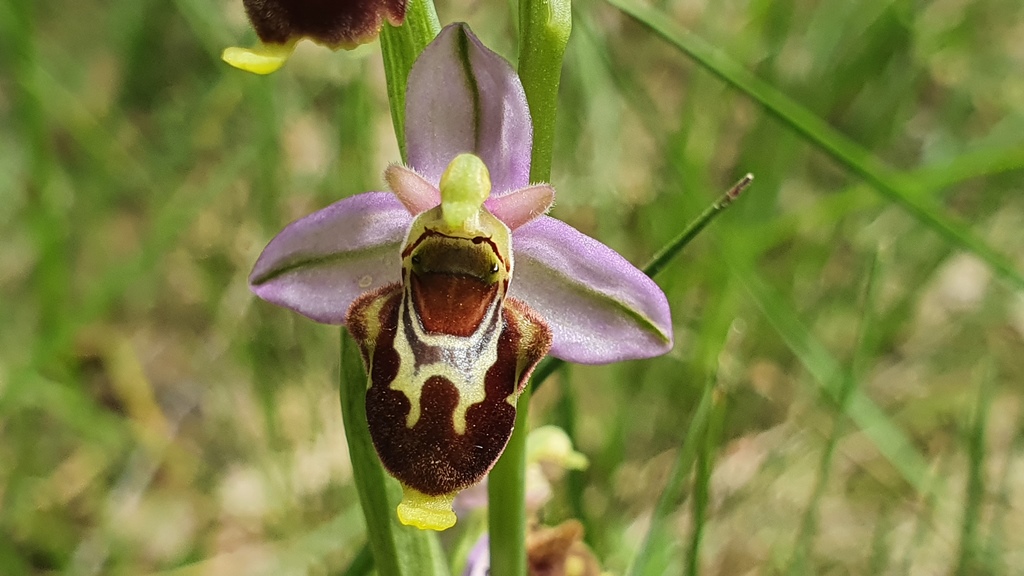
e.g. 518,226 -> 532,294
3,0 -> 1024,574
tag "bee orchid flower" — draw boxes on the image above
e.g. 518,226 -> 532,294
249,23 -> 673,530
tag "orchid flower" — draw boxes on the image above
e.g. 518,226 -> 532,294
249,23 -> 673,530
222,0 -> 407,74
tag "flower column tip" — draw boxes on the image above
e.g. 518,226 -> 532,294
439,153 -> 491,230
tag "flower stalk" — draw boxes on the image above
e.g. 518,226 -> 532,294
340,331 -> 450,575
380,0 -> 441,161
488,0 -> 571,573
517,0 -> 572,183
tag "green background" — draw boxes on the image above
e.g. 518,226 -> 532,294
2,0 -> 1023,573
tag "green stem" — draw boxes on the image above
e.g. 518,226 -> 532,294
486,1 -> 572,573
339,330 -> 450,576
518,0 -> 572,183
380,0 -> 441,162
487,388 -> 531,576
643,174 -> 752,278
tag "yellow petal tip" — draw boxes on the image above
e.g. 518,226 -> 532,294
221,43 -> 294,75
396,486 -> 457,531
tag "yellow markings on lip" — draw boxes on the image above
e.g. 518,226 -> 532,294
397,485 -> 457,531
387,344 -> 496,434
500,300 -> 547,409
357,292 -> 390,390
390,232 -> 503,434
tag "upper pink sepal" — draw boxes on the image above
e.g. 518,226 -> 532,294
405,24 -> 533,195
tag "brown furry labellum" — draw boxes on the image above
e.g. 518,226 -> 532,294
242,0 -> 407,49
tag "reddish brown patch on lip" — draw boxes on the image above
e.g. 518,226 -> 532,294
367,374 -> 515,496
243,0 -> 407,47
405,233 -> 505,336
411,273 -> 498,336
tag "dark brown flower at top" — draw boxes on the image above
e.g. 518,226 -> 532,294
223,0 -> 407,74
243,0 -> 406,48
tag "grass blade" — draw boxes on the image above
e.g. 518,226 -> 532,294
732,261 -> 931,494
684,383 -> 726,576
786,251 -> 882,574
627,378 -> 714,576
606,0 -> 1024,292
955,361 -> 996,575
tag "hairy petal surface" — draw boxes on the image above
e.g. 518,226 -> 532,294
243,0 -> 407,49
405,23 -> 533,196
485,184 -> 554,230
509,216 -> 673,364
385,164 -> 441,215
249,192 -> 411,324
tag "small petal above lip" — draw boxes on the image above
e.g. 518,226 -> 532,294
249,192 -> 411,324
485,184 -> 555,230
508,216 -> 673,364
384,164 -> 441,215
405,24 -> 533,196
